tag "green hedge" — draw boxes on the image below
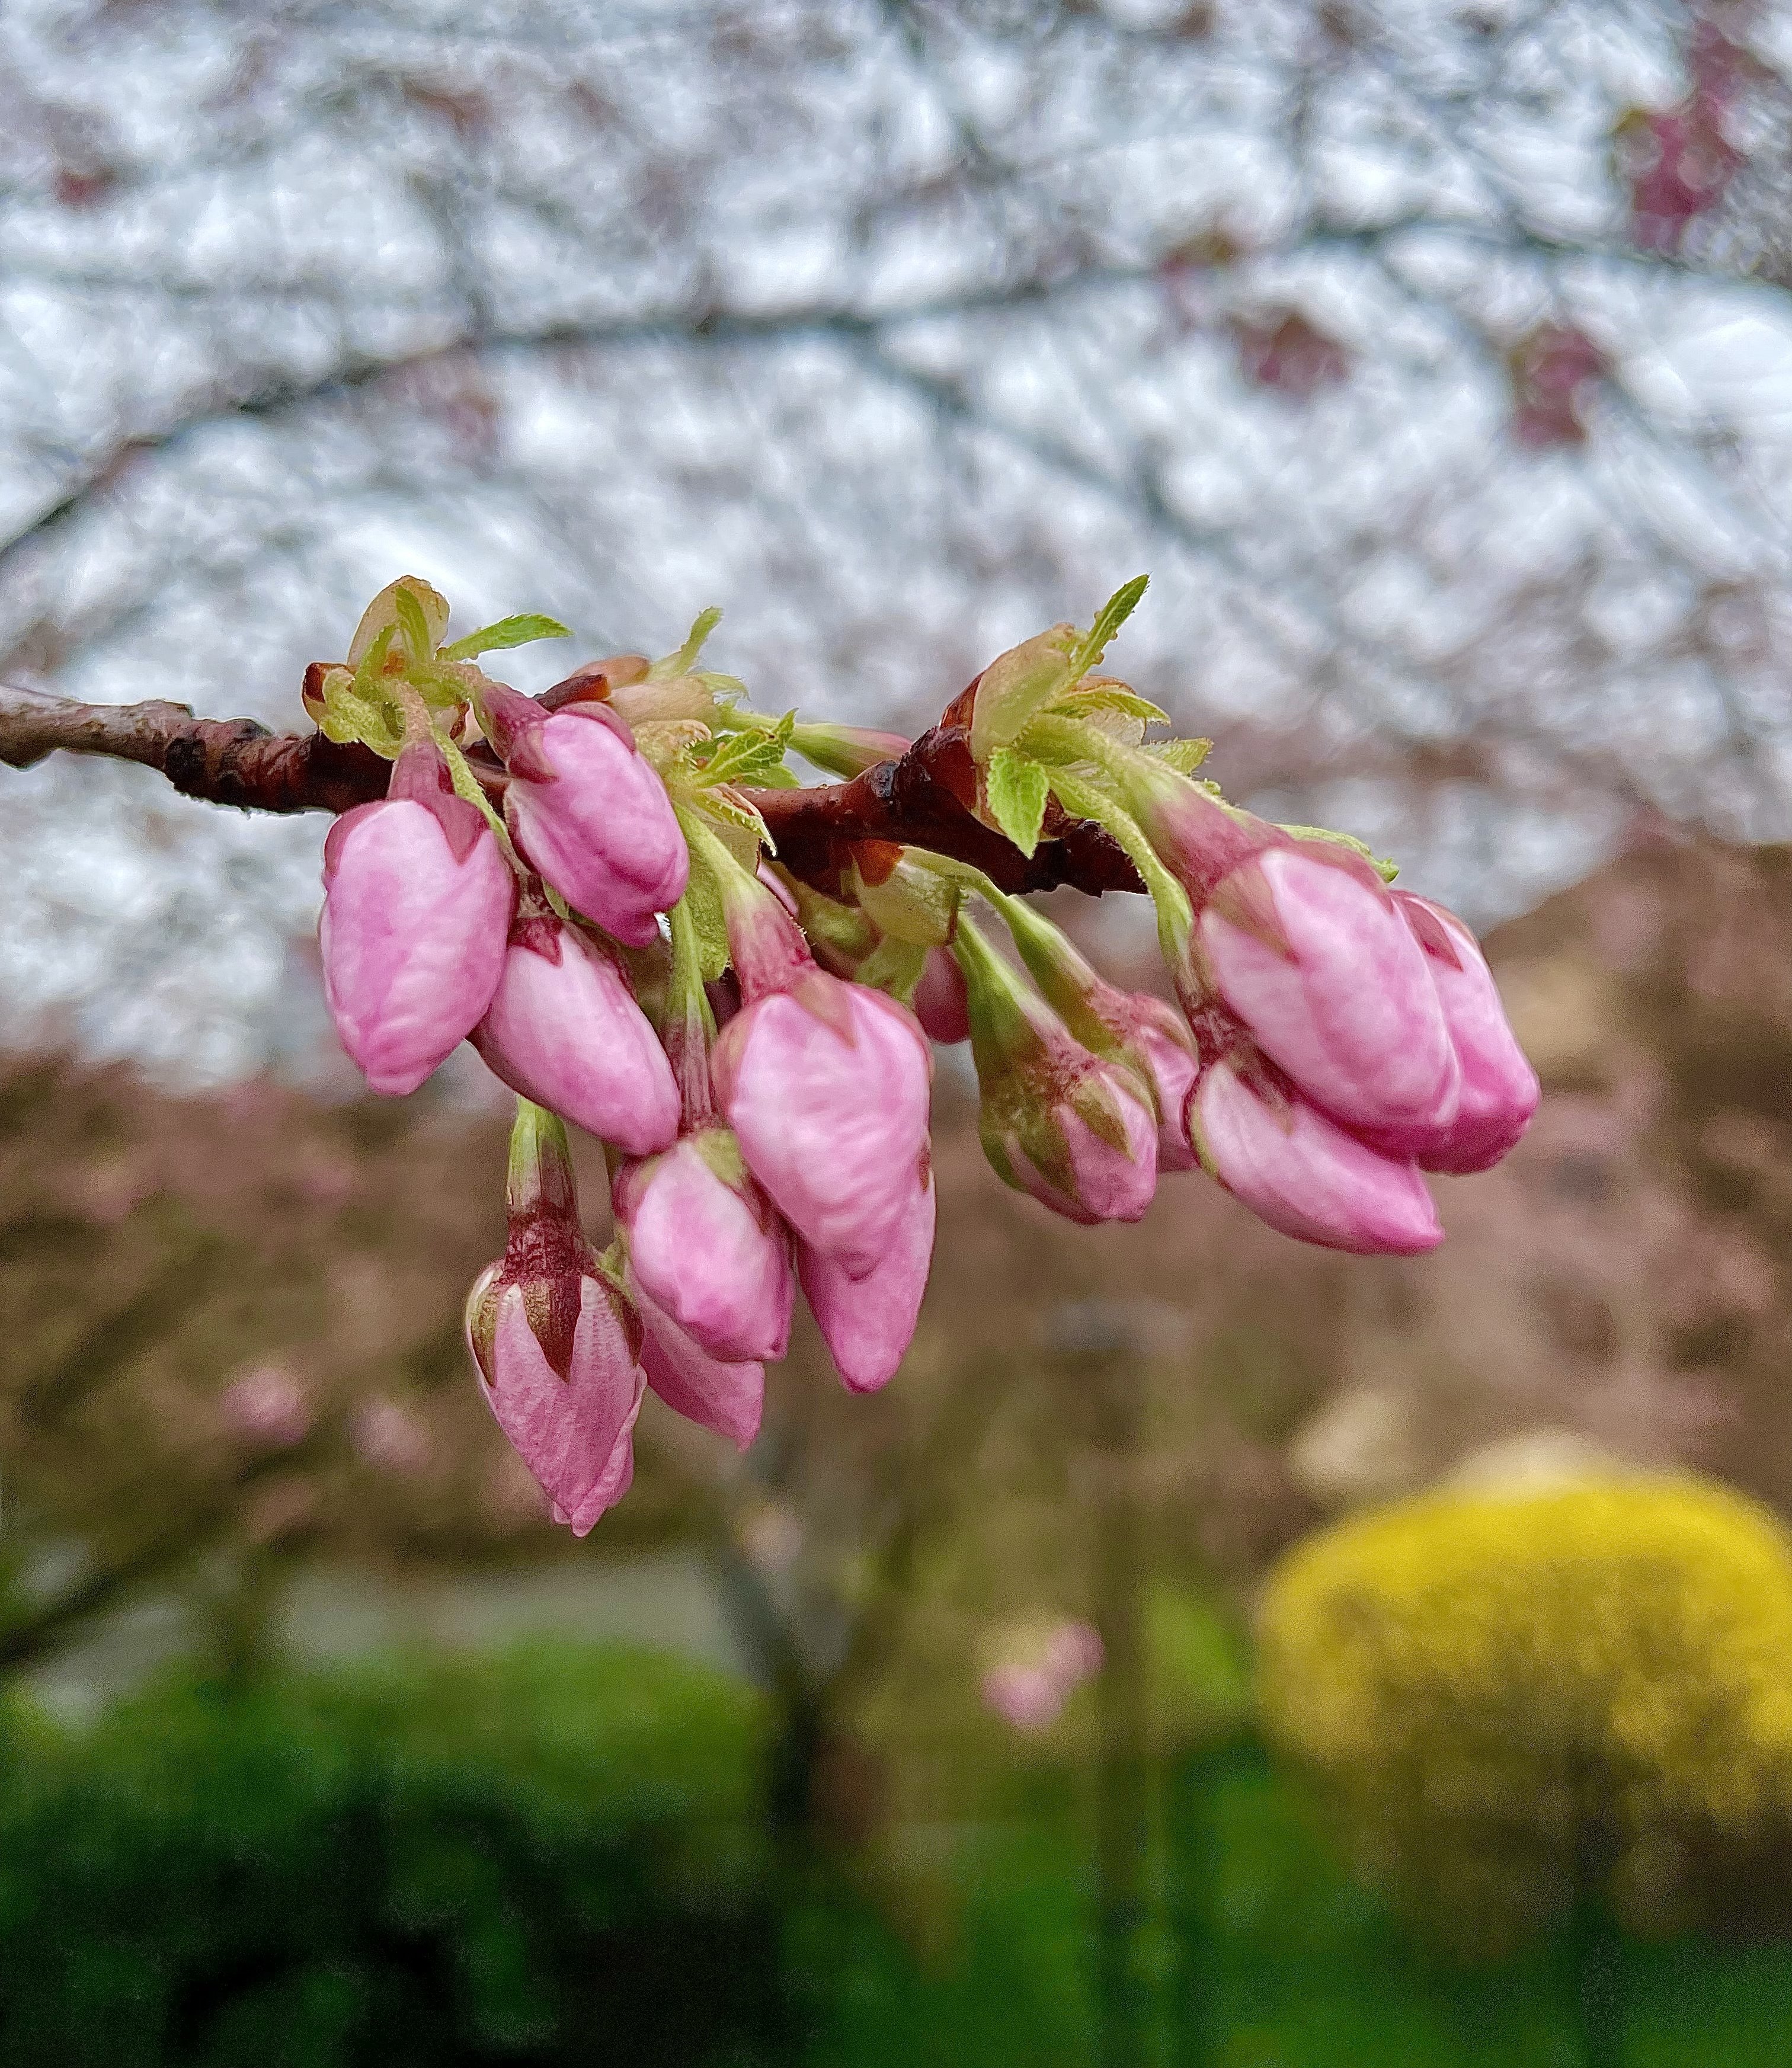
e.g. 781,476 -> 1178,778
0,1644 -> 783,2067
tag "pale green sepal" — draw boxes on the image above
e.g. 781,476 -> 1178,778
1278,824 -> 1399,882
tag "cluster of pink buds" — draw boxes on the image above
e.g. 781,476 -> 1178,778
304,574 -> 1538,1532
948,579 -> 1539,1256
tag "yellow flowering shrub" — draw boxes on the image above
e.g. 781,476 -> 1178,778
1257,1475 -> 1792,1951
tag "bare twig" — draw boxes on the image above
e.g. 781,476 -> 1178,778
0,673 -> 1144,898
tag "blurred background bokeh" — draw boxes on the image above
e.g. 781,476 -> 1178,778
8,1 -> 1792,2061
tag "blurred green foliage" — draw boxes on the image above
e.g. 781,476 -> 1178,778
1257,1474 -> 1792,1953
4,1613 -> 1792,2065
0,1643 -> 782,2067
802,1740 -> 1792,2068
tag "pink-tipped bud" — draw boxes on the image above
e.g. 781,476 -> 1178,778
994,890 -> 1197,1173
613,1130 -> 795,1365
1373,894 -> 1540,1174
463,1104 -> 646,1535
631,1275 -> 766,1452
473,899 -> 680,1154
714,972 -> 934,1281
482,686 -> 688,945
798,1163 -> 936,1394
1189,1055 -> 1443,1256
911,945 -> 971,1045
956,918 -> 1158,1225
319,742 -> 515,1096
1123,998 -> 1200,1172
1195,844 -> 1460,1142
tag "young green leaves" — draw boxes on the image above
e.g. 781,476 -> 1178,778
302,575 -> 570,760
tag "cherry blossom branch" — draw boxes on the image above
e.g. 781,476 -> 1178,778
0,673 -> 1145,897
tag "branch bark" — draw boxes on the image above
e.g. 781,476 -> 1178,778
0,673 -> 1145,898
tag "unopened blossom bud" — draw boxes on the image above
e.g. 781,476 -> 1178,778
797,1166 -> 935,1394
464,1103 -> 646,1536
709,866 -> 933,1280
319,741 -> 514,1095
1371,893 -> 1540,1174
1190,1054 -> 1442,1256
473,895 -> 680,1155
613,1130 -> 794,1365
632,1276 -> 765,1452
954,917 -> 1158,1225
479,683 -> 687,945
911,945 -> 971,1045
996,891 -> 1198,1171
1127,772 -> 1460,1143
1195,843 -> 1460,1145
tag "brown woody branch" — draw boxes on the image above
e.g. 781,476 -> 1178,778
0,672 -> 1144,898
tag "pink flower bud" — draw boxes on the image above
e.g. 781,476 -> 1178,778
632,1276 -> 765,1452
994,1061 -> 1160,1227
465,1266 -> 644,1534
713,974 -> 933,1281
1126,1000 -> 1200,1172
1196,845 -> 1460,1142
319,743 -> 515,1096
797,1166 -> 935,1394
464,1103 -> 647,1535
483,687 -> 688,945
911,945 -> 971,1045
1377,894 -> 1540,1174
473,902 -> 680,1154
613,1131 -> 794,1364
993,889 -> 1196,1173
956,918 -> 1159,1225
1190,1055 -> 1442,1256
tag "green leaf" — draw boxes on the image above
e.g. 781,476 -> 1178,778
695,786 -> 773,856
440,614 -> 572,661
350,623 -> 398,699
699,710 -> 795,788
1147,737 -> 1212,774
1050,684 -> 1170,726
854,934 -> 929,1001
393,584 -> 436,666
318,673 -> 403,756
1071,574 -> 1148,674
984,747 -> 1051,857
654,606 -> 723,678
